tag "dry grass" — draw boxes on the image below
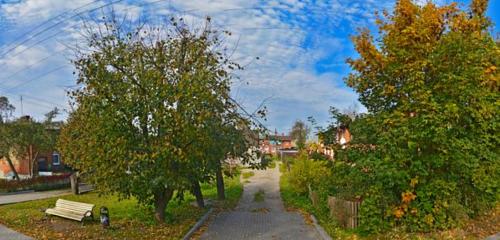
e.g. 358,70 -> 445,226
0,176 -> 243,240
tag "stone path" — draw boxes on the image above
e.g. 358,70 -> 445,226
200,165 -> 321,240
0,189 -> 71,205
0,224 -> 32,240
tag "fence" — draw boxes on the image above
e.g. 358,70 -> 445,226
0,173 -> 71,193
308,185 -> 361,229
327,196 -> 360,229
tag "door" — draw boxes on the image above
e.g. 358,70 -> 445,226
37,157 -> 48,172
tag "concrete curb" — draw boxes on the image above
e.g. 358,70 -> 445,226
310,214 -> 332,240
0,190 -> 35,196
182,208 -> 213,240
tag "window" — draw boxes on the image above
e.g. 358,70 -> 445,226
52,152 -> 61,165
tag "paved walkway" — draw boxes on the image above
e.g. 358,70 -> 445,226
200,165 -> 321,240
0,189 -> 71,205
0,224 -> 32,240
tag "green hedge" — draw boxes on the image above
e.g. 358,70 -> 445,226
0,174 -> 71,193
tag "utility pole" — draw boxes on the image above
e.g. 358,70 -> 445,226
20,95 -> 23,116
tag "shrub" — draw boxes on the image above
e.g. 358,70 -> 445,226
287,155 -> 331,195
337,0 -> 500,234
0,173 -> 71,193
242,171 -> 255,179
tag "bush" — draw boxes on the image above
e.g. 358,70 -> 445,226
287,154 -> 331,195
0,173 -> 71,193
242,171 -> 255,179
309,151 -> 329,161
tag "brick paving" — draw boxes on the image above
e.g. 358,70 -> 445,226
200,165 -> 321,240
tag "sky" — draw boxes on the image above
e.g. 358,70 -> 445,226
0,0 -> 498,134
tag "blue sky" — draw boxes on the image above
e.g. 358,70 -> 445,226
0,0 -> 498,134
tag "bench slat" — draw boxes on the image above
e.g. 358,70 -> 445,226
52,206 -> 89,215
46,209 -> 84,221
46,199 -> 95,222
56,199 -> 94,209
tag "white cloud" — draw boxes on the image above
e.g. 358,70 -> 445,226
0,0 -> 96,23
0,0 -> 395,131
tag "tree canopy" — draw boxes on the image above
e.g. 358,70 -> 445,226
330,0 -> 499,232
0,96 -> 15,123
0,105 -> 60,179
290,120 -> 310,150
58,16 -> 261,222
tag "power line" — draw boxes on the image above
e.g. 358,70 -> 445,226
0,91 -> 67,111
0,2 -> 312,120
0,0 -> 103,54
229,97 -> 269,133
0,0 -> 171,67
0,48 -> 67,85
0,0 -> 124,60
1,65 -> 69,92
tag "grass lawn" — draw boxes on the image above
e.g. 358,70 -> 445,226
279,165 -> 499,240
0,175 -> 243,240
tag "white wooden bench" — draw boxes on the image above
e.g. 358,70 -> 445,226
45,199 -> 95,223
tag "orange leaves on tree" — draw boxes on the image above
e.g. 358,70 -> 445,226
394,208 -> 405,219
402,191 -> 416,204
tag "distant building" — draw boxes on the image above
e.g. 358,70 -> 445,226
260,132 -> 294,155
0,116 -> 69,179
0,150 -> 66,179
336,126 -> 352,147
317,126 -> 352,160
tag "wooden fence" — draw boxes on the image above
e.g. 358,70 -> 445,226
327,196 -> 360,229
307,185 -> 361,229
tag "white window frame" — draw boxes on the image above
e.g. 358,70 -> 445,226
52,152 -> 61,165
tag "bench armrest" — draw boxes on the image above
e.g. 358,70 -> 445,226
85,210 -> 93,218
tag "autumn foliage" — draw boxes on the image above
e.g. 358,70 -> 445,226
331,0 -> 499,233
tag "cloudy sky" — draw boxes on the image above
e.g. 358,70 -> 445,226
0,0 -> 498,133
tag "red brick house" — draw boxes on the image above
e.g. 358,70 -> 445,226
0,118 -> 67,179
317,126 -> 352,159
336,126 -> 352,147
260,132 -> 294,155
0,149 -> 66,179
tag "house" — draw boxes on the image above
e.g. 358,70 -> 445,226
0,116 -> 68,179
0,150 -> 66,179
317,126 -> 352,160
336,126 -> 352,147
260,132 -> 294,155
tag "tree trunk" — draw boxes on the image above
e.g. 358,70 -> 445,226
154,187 -> 174,223
216,164 -> 225,200
70,173 -> 79,195
192,180 -> 205,208
30,151 -> 39,177
5,155 -> 20,180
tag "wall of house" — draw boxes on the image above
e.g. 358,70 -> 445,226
260,139 -> 294,155
281,140 -> 292,149
0,155 -> 30,179
0,151 -> 66,179
36,151 -> 65,173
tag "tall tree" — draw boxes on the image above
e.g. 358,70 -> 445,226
58,16 -> 258,222
0,96 -> 15,123
290,120 -> 310,150
336,0 -> 499,232
0,112 -> 59,180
